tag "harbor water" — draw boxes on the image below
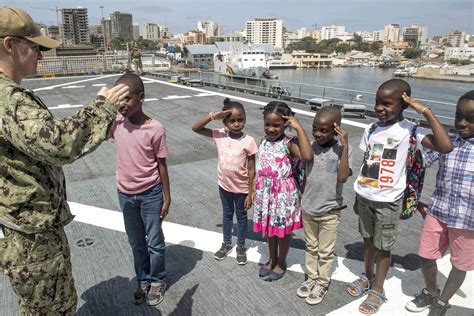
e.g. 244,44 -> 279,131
196,67 -> 472,123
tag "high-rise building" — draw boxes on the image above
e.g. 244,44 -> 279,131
373,30 -> 384,42
133,24 -> 140,40
383,24 -> 400,43
61,8 -> 90,46
321,25 -> 345,40
402,25 -> 428,47
101,19 -> 112,48
245,18 -> 283,48
110,11 -> 133,40
448,30 -> 467,47
161,26 -> 172,39
197,20 -> 222,37
144,23 -> 160,41
296,27 -> 308,39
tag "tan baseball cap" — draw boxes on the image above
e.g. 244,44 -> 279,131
0,7 -> 60,50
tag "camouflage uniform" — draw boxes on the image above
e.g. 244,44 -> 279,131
131,47 -> 143,74
0,73 -> 117,315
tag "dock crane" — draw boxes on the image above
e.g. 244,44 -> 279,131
30,6 -> 64,45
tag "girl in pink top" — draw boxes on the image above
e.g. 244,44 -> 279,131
192,98 -> 258,265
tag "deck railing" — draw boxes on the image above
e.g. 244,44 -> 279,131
37,54 -> 171,76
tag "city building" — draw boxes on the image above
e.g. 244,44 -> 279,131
373,30 -> 384,42
133,24 -> 140,40
61,8 -> 90,46
161,26 -> 172,39
356,31 -> 375,42
321,25 -> 345,40
224,31 -> 246,42
286,51 -> 332,68
283,31 -> 299,48
245,18 -> 283,48
296,27 -> 309,39
311,30 -> 322,43
47,26 -> 60,41
101,19 -> 112,49
384,24 -> 400,43
382,42 -> 410,57
88,24 -> 105,48
184,44 -> 218,67
144,23 -> 160,41
445,45 -> 474,60
402,24 -> 428,48
110,11 -> 133,40
448,30 -> 467,48
197,20 -> 223,37
185,31 -> 207,44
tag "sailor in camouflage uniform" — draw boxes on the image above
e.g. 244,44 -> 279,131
130,42 -> 143,75
0,7 -> 129,315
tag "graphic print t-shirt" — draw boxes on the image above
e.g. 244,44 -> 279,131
354,119 -> 429,202
212,128 -> 258,194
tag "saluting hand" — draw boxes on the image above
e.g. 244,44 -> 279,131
282,115 -> 302,130
334,123 -> 348,147
402,92 -> 428,114
211,110 -> 232,120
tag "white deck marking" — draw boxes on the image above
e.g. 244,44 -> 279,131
194,93 -> 216,97
92,84 -> 107,87
48,104 -> 83,110
162,95 -> 192,100
61,85 -> 85,89
33,74 -> 120,91
69,202 -> 472,313
141,78 -> 370,129
144,98 -> 159,102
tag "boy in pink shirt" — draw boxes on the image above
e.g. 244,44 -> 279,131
110,74 -> 170,306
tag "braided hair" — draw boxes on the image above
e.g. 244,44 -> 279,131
222,98 -> 246,123
261,101 -> 295,118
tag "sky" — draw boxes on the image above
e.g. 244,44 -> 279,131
5,0 -> 473,37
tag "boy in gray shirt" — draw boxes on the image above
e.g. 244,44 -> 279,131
296,107 -> 352,305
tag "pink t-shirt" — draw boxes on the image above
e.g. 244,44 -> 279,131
212,128 -> 258,194
110,115 -> 168,194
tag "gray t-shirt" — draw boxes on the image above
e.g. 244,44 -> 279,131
301,141 -> 352,215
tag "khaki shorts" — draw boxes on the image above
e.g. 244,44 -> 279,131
356,194 -> 403,251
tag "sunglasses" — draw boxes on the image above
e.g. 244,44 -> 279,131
455,112 -> 474,123
8,36 -> 48,51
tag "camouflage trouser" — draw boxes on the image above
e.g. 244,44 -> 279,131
0,226 -> 77,315
132,59 -> 143,74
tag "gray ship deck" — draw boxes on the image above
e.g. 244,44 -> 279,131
1,74 -> 472,316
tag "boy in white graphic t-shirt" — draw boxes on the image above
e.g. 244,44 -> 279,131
346,79 -> 453,314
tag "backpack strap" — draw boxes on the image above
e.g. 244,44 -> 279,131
362,122 -> 379,163
406,125 -> 418,171
366,122 -> 379,140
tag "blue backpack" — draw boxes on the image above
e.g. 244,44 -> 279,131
366,123 -> 426,220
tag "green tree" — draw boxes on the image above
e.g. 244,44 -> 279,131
353,33 -> 363,45
335,43 -> 351,54
137,39 -> 156,49
403,48 -> 423,59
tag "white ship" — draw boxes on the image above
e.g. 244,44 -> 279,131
213,43 -> 276,80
